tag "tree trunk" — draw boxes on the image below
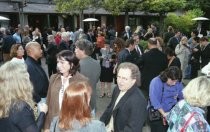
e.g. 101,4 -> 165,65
125,10 -> 129,26
159,12 -> 165,37
79,10 -> 84,29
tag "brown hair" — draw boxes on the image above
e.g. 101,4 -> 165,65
58,80 -> 92,130
113,37 -> 125,53
10,44 -> 22,58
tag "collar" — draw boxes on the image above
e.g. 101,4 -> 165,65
27,56 -> 39,64
80,56 -> 91,61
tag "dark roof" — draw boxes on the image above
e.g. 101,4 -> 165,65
0,2 -> 158,15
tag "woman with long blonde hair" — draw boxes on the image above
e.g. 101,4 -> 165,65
0,61 -> 48,132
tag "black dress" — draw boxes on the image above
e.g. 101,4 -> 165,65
100,48 -> 114,82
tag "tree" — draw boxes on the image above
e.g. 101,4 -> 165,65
164,9 -> 204,35
54,0 -> 100,29
186,0 -> 210,11
139,0 -> 187,35
103,0 -> 144,25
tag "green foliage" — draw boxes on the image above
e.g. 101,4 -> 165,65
164,8 -> 204,34
140,0 -> 186,13
186,0 -> 210,11
103,0 -> 143,15
54,0 -> 95,13
139,40 -> 148,50
103,0 -> 127,15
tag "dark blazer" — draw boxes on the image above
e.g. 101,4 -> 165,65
131,45 -> 144,67
117,48 -> 131,64
190,45 -> 201,70
2,35 -> 16,53
201,44 -> 210,68
25,56 -> 49,103
122,31 -> 132,41
168,36 -> 180,51
58,40 -> 69,51
100,85 -> 147,132
0,100 -> 45,132
140,48 -> 168,92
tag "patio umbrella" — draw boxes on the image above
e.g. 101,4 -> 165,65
83,18 -> 98,22
0,16 -> 10,20
83,18 -> 99,29
192,17 -> 209,21
192,17 -> 209,35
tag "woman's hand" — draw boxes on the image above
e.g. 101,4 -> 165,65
158,108 -> 167,117
39,103 -> 48,114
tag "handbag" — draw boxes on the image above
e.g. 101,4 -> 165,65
148,100 -> 162,121
148,86 -> 164,122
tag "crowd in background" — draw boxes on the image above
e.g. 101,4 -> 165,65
0,23 -> 210,132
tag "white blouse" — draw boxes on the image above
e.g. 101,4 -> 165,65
59,75 -> 72,109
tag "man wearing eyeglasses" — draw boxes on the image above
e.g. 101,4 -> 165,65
100,62 -> 147,132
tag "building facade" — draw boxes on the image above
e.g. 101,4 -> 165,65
0,0 -> 159,33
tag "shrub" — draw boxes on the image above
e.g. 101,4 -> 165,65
164,8 -> 204,35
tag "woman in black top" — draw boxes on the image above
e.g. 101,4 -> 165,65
190,37 -> 201,79
0,61 -> 48,132
165,47 -> 181,69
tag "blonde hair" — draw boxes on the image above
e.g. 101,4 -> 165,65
183,76 -> 210,107
0,61 -> 34,118
134,26 -> 141,34
180,36 -> 188,44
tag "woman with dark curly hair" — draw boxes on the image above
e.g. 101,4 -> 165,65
149,66 -> 184,132
44,50 -> 88,131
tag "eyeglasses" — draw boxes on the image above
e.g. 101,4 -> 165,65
117,75 -> 130,81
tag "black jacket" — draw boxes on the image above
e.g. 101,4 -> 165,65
100,85 -> 147,132
201,44 -> 210,68
2,35 -> 16,53
140,48 -> 168,91
0,100 -> 45,132
25,56 -> 49,102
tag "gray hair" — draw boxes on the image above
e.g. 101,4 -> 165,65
117,62 -> 141,86
75,39 -> 93,56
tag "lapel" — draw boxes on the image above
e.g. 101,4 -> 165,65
51,74 -> 62,95
113,85 -> 136,112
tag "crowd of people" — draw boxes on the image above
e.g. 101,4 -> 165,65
0,23 -> 210,132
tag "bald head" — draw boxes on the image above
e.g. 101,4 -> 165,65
25,42 -> 42,60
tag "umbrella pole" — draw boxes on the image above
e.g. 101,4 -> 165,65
197,21 -> 202,35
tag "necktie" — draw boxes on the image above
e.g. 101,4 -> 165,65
136,46 -> 141,56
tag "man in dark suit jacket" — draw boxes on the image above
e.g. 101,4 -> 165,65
131,33 -> 144,68
117,38 -> 135,64
200,37 -> 210,68
100,62 -> 147,132
122,26 -> 132,41
25,42 -> 49,103
140,38 -> 168,97
167,30 -> 181,51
